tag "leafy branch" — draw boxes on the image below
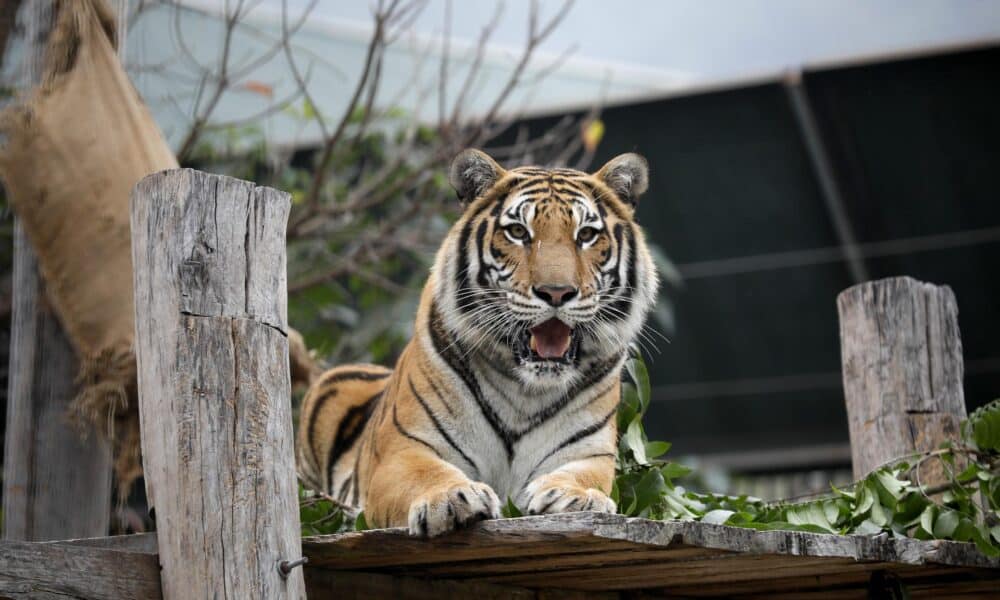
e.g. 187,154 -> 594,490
611,351 -> 1000,557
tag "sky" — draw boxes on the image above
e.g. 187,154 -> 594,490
275,0 -> 1000,84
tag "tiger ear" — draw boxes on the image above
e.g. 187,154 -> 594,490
594,153 -> 649,206
449,149 -> 505,204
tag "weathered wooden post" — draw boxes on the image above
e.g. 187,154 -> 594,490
2,0 -> 112,542
131,169 -> 306,598
838,276 -> 967,482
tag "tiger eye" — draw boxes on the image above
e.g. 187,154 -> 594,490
506,223 -> 529,240
577,227 -> 599,243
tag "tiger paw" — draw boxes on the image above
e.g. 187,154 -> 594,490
521,481 -> 616,515
407,481 -> 501,537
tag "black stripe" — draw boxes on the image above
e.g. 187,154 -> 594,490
428,302 -> 516,459
579,452 -> 616,461
515,184 -> 550,196
475,220 -> 491,287
392,403 -> 443,459
308,369 -> 388,476
316,369 -> 390,386
305,385 -> 339,476
525,405 -> 618,482
420,365 -> 455,416
409,377 -> 481,477
579,180 -> 628,220
519,354 -> 621,431
454,219 -> 476,313
325,390 -> 382,491
337,474 -> 351,502
610,225 -> 638,317
598,223 -> 630,322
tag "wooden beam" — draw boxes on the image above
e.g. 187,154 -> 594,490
303,513 -> 1000,596
305,569 -> 618,599
2,0 -> 112,543
131,169 -> 305,599
837,276 -> 967,481
0,538 -> 161,599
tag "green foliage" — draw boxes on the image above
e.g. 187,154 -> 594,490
614,355 -> 1000,556
502,497 -> 524,518
298,484 -> 358,536
964,400 -> 1000,453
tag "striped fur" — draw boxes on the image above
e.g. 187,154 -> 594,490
298,150 -> 658,536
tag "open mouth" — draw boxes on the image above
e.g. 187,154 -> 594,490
514,318 -> 580,364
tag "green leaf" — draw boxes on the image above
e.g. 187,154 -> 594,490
875,469 -> 909,502
854,519 -> 884,535
787,503 -> 836,533
645,441 -> 671,460
624,419 -> 649,465
502,497 -> 523,518
702,509 -> 734,525
852,483 -> 875,518
919,505 -> 936,536
660,462 -> 690,480
869,496 -> 888,528
970,524 -> 1000,557
932,509 -> 960,538
632,468 -> 668,514
617,382 -> 640,432
354,512 -> 369,531
966,398 -> 1000,451
629,355 -> 651,413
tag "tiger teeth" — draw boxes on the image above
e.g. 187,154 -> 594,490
529,334 -> 538,353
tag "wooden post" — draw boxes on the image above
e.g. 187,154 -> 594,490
131,169 -> 305,599
2,0 -> 112,542
837,276 -> 967,481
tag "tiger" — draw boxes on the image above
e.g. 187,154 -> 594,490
297,149 -> 659,536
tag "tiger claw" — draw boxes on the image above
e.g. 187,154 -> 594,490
407,481 -> 501,537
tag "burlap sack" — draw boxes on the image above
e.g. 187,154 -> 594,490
0,0 -> 177,493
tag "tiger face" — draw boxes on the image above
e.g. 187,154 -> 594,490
434,149 -> 659,390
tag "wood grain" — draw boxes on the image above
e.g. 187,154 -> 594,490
0,539 -> 160,599
304,512 -> 1000,597
131,169 -> 304,599
837,276 -> 967,480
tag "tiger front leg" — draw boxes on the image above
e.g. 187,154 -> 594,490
519,455 -> 617,515
365,448 -> 501,537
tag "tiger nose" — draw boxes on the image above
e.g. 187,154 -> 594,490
533,285 -> 578,307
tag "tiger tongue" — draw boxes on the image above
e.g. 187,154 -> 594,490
529,318 -> 572,359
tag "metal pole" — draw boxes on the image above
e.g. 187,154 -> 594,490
784,69 -> 870,284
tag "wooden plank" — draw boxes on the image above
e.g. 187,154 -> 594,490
0,539 -> 161,599
837,276 -> 967,481
305,513 -> 1000,570
304,512 -> 628,569
305,513 -> 999,594
376,546 -> 727,578
305,569 -> 619,600
1,0 -> 112,544
662,565 -> 991,598
131,169 -> 304,599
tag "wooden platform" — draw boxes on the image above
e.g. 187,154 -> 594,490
2,513 -> 998,598
303,512 -> 1000,599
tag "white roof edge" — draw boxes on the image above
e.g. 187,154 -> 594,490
173,0 -> 696,91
